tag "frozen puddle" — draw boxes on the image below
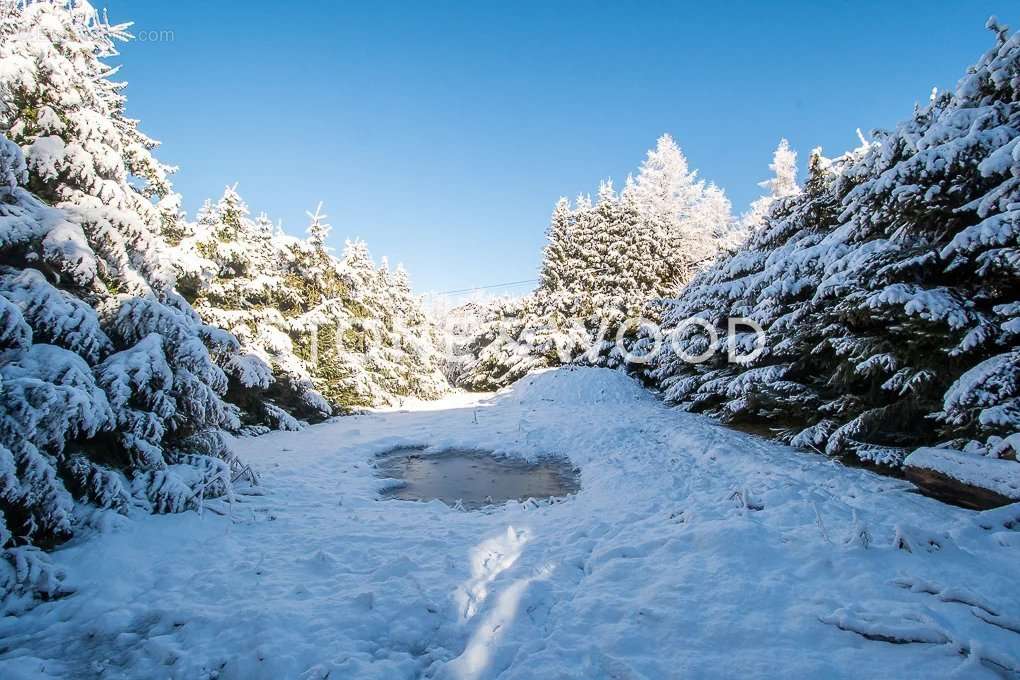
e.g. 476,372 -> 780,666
374,447 -> 580,509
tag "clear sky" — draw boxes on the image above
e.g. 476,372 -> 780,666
107,0 -> 1014,296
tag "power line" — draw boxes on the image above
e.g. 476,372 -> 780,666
432,279 -> 539,296
430,266 -> 620,296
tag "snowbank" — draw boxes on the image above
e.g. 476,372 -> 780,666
500,366 -> 652,406
905,447 -> 1020,507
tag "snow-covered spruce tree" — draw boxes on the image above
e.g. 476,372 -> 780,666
0,1 -> 261,598
426,295 -> 502,384
175,192 -> 447,414
0,0 -> 259,430
652,20 -> 1020,474
459,192 -> 605,391
458,294 -> 574,391
720,139 -> 801,252
0,134 -> 244,602
172,187 -> 331,430
311,239 -> 447,406
1,0 -> 177,295
537,197 -> 576,295
386,262 -> 450,397
629,135 -> 712,287
459,135 -> 733,388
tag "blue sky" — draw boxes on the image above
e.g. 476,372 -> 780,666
109,0 -> 1013,295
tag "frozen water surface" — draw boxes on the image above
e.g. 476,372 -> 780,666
375,447 -> 580,509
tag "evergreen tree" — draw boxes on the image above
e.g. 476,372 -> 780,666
0,0 -> 263,585
630,134 -> 720,288
1,0 -> 178,296
173,187 -> 331,429
0,133 -> 242,599
699,184 -> 737,255
305,201 -> 331,253
652,22 -> 1020,478
461,134 -> 733,387
732,138 -> 802,247
175,195 -> 448,417
0,1 -> 450,599
538,198 -> 574,293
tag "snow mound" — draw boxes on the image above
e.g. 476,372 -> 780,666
502,367 -> 652,406
905,447 -> 1020,501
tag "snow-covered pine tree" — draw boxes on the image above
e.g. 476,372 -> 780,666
175,192 -> 447,418
652,20 -> 1020,478
538,197 -> 575,295
459,134 -> 733,387
0,134 -> 111,550
305,201 -> 331,253
568,192 -> 597,306
0,0 -> 449,600
427,295 -> 503,384
630,134 -> 724,289
315,238 -> 447,406
0,132 -> 242,601
576,179 -> 648,366
725,139 -> 802,251
386,264 -> 449,397
459,295 -> 564,391
0,2 -> 269,598
1,0 -> 176,296
173,187 -> 331,430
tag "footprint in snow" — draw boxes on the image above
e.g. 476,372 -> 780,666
371,556 -> 417,581
299,549 -> 338,575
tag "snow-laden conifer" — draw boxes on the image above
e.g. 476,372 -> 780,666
725,139 -> 802,251
173,190 -> 448,416
0,2 -> 267,595
652,21 -> 1020,478
461,135 -> 734,387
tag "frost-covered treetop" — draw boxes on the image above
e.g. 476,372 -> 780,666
739,138 -> 803,238
0,0 -> 182,295
629,133 -> 702,219
760,138 -> 800,199
306,201 -> 332,252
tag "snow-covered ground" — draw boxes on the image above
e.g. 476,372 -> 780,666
2,368 -> 1019,679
